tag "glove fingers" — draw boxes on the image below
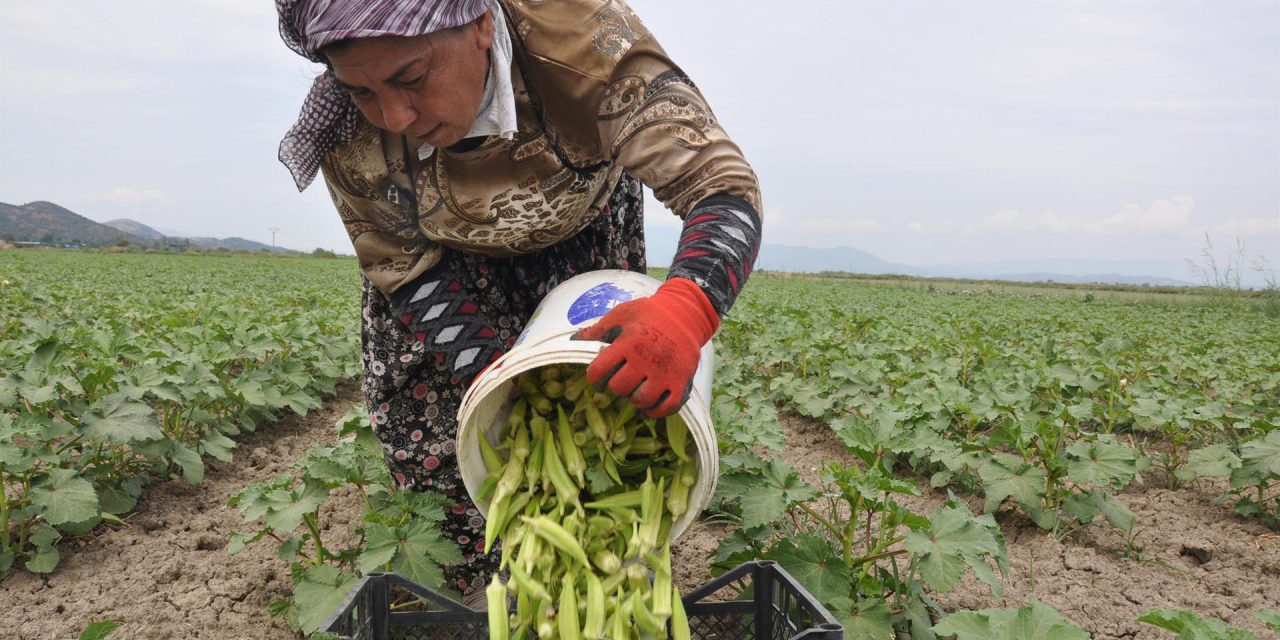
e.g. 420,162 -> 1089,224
585,343 -> 627,387
630,380 -> 668,414
572,322 -> 624,343
646,379 -> 693,419
602,359 -> 646,400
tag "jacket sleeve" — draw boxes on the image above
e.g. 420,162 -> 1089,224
594,30 -> 763,220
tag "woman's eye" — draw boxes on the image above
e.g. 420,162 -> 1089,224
348,88 -> 373,100
398,75 -> 425,87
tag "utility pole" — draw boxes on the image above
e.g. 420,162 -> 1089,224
269,227 -> 280,249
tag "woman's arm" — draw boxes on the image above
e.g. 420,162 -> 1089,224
594,30 -> 763,317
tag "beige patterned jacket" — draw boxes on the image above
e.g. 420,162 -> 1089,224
319,0 -> 761,295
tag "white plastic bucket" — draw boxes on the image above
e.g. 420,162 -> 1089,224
456,269 -> 717,543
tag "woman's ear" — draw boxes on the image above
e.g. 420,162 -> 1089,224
472,10 -> 495,50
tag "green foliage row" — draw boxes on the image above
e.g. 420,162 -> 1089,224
719,276 -> 1277,533
0,252 -> 362,575
704,274 -> 1278,638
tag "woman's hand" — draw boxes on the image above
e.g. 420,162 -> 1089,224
571,277 -> 718,418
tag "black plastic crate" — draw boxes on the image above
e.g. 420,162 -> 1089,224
320,560 -> 843,640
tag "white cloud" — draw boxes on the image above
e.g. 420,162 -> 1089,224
1098,196 -> 1195,234
103,187 -> 167,204
973,196 -> 1198,236
1211,216 -> 1280,237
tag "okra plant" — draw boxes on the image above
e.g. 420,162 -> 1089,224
229,407 -> 460,634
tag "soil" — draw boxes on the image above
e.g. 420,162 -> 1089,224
0,382 -> 364,640
4,390 -> 1277,640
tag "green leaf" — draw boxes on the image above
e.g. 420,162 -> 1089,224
98,483 -> 139,515
905,503 -> 1006,595
169,443 -> 205,484
767,534 -> 851,606
1178,444 -> 1241,482
77,620 -> 121,640
834,598 -> 894,640
82,393 -> 164,444
294,564 -> 358,634
361,520 -> 461,590
1257,611 -> 1279,632
227,530 -> 266,556
201,431 -> 237,463
585,466 -> 616,494
1138,608 -> 1260,640
24,524 -> 61,573
264,479 -> 330,532
1065,438 -> 1141,488
1233,431 -> 1280,489
978,455 -> 1046,516
278,538 -> 303,562
358,524 -> 401,573
31,468 -> 100,525
736,460 -> 820,529
933,600 -> 1090,640
58,515 -> 103,536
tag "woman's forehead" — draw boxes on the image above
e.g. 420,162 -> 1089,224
327,35 -> 435,84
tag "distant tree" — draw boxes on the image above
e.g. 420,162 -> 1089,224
311,247 -> 337,258
40,233 -> 54,244
115,238 -> 130,247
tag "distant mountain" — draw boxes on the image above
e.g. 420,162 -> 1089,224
1,204 -> 294,253
183,236 -> 288,253
102,218 -> 287,252
102,218 -> 165,240
747,243 -> 1197,287
0,201 -> 149,246
919,258 -> 1196,285
958,272 -> 1194,287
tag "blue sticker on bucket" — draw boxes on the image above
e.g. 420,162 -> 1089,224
567,283 -> 634,325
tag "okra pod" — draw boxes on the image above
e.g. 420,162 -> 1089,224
521,515 -> 591,568
666,415 -> 689,462
480,432 -> 505,475
556,405 -> 587,485
583,573 -> 605,640
671,584 -> 690,640
558,573 -> 581,640
486,577 -> 509,640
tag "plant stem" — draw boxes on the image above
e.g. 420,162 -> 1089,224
304,511 -> 329,565
850,546 -> 907,567
0,482 -> 10,552
795,502 -> 842,542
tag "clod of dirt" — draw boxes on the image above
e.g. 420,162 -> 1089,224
1179,544 -> 1212,567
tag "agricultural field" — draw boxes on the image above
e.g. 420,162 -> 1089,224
1,251 -> 1277,640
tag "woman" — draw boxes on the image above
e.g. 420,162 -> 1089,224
275,0 -> 762,605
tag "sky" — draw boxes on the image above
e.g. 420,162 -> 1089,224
1,1 -> 1277,281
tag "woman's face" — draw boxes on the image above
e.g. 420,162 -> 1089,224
325,12 -> 494,148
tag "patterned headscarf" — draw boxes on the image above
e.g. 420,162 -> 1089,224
276,0 -> 490,191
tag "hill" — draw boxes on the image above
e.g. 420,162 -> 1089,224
0,201 -> 149,246
102,218 -> 165,240
2,203 -> 293,253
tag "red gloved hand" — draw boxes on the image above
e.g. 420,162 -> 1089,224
571,277 -> 719,418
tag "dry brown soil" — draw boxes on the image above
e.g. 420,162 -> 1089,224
4,390 -> 1277,639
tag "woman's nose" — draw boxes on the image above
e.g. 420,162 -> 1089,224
379,95 -> 417,134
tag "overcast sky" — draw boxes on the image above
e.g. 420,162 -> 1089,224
1,1 -> 1276,276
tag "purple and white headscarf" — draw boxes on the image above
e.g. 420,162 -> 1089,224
276,0 -> 491,191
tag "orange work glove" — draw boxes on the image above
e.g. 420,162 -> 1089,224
571,277 -> 719,418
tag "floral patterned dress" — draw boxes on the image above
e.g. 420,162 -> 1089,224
358,174 -> 645,596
